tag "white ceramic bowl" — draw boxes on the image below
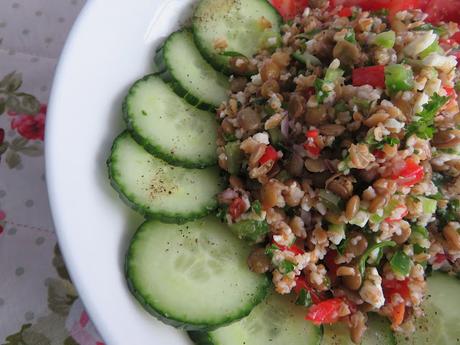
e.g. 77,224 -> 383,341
46,0 -> 199,344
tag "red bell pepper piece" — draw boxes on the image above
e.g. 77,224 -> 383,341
382,278 -> 410,300
259,145 -> 279,165
352,65 -> 386,89
304,129 -> 321,157
338,6 -> 353,17
228,197 -> 247,220
391,158 -> 424,187
385,205 -> 408,223
274,242 -> 305,255
305,298 -> 345,325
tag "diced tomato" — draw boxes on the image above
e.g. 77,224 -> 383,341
391,158 -> 424,187
270,0 -> 309,20
338,6 -> 353,17
450,50 -> 460,63
373,149 -> 385,159
305,298 -> 345,325
423,0 -> 460,24
274,242 -> 305,255
452,32 -> 460,44
434,252 -> 448,264
382,278 -> 410,300
305,87 -> 315,99
385,204 -> 408,223
304,143 -> 321,156
387,0 -> 419,19
444,86 -> 458,109
352,65 -> 385,89
306,129 -> 319,138
228,197 -> 247,220
390,303 -> 406,328
259,145 -> 279,165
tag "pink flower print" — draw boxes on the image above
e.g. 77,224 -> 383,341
66,299 -> 105,345
9,104 -> 46,141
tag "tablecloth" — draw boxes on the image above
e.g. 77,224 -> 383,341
0,1 -> 105,344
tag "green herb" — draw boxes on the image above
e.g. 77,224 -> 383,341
390,251 -> 412,276
223,132 -> 237,142
337,238 -> 349,255
334,100 -> 348,112
413,23 -> 447,37
382,136 -> 400,147
265,244 -> 279,258
345,29 -> 356,44
251,200 -> 262,215
268,128 -> 282,146
229,220 -> 269,243
280,260 -> 296,273
437,199 -> 460,228
370,8 -> 389,16
296,29 -> 321,40
275,170 -> 292,182
352,97 -> 371,113
455,81 -> 460,93
413,244 -> 426,255
412,225 -> 429,239
314,78 -> 329,104
216,205 -> 228,222
432,172 -> 452,188
295,289 -> 313,307
359,241 -> 396,276
406,93 -> 450,139
319,189 -> 343,213
220,51 -> 247,58
292,51 -> 321,68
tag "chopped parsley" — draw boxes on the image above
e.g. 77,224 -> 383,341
406,93 -> 450,139
265,244 -> 279,258
295,289 -> 313,307
314,78 -> 329,104
251,200 -> 262,215
390,251 -> 411,276
437,199 -> 460,228
279,260 -> 296,273
412,23 -> 447,37
344,29 -> 356,44
219,51 -> 247,58
337,238 -> 348,255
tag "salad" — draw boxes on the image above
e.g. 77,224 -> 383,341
107,0 -> 460,344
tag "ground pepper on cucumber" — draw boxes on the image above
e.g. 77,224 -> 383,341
107,0 -> 460,344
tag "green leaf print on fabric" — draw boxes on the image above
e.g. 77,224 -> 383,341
3,324 -> 31,345
0,72 -> 40,115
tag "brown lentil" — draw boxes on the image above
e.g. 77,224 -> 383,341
247,247 -> 271,274
346,195 -> 361,220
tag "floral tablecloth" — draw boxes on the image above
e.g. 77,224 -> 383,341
0,1 -> 105,344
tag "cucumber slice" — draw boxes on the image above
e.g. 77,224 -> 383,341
155,30 -> 230,110
322,314 -> 395,345
108,132 -> 223,222
189,291 -> 322,345
126,217 -> 270,330
123,75 -> 218,168
193,0 -> 282,75
396,272 -> 460,344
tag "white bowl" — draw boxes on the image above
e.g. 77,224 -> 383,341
46,0 -> 199,344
